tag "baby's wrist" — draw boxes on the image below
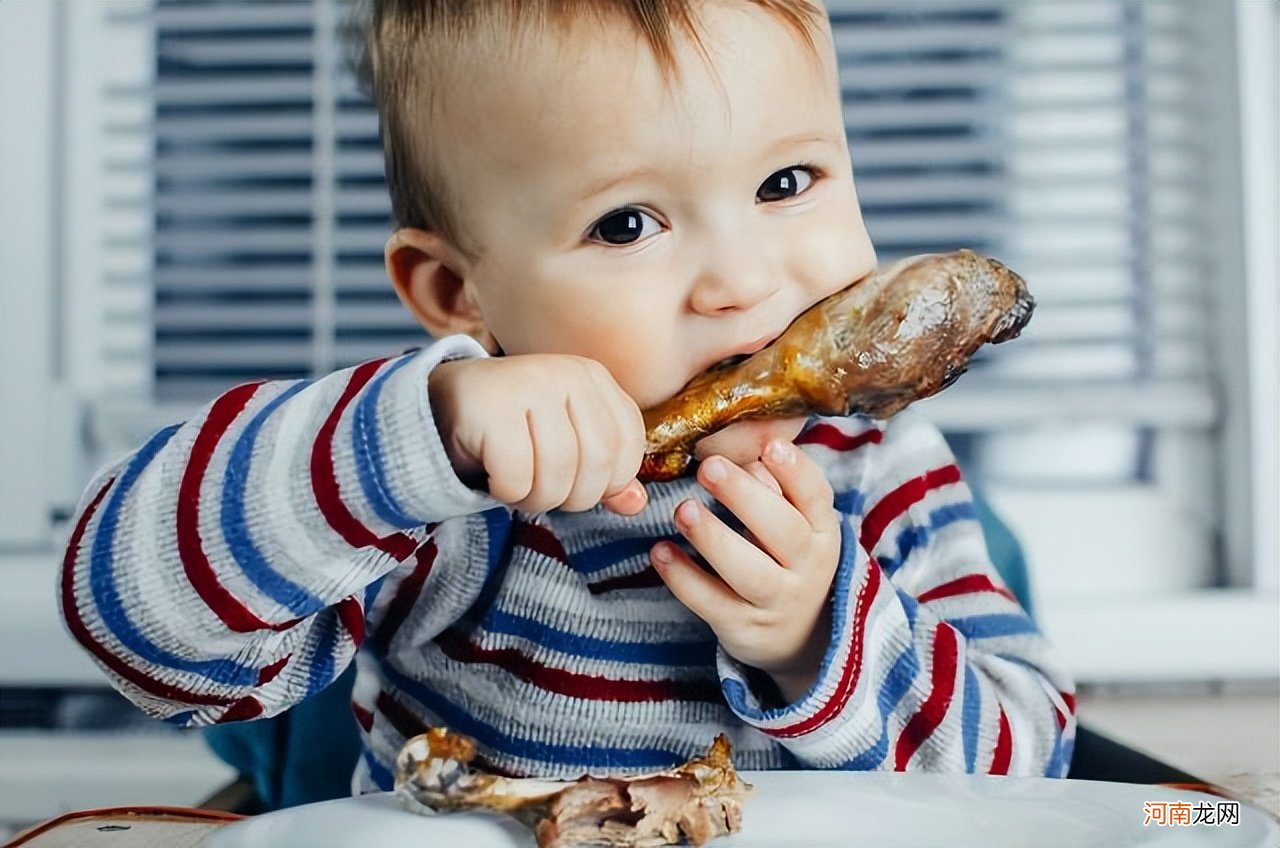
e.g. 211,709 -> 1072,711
427,360 -> 484,486
762,606 -> 833,705
767,663 -> 821,706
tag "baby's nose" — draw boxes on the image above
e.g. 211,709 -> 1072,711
688,241 -> 779,315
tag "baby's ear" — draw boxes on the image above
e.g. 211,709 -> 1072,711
385,228 -> 499,352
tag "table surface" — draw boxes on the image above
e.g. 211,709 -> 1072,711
7,773 -> 1278,848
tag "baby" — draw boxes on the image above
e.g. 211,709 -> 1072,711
61,0 -> 1075,794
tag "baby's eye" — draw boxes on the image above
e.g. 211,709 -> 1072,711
588,207 -> 662,246
756,166 -> 816,203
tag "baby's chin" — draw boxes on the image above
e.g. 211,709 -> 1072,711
692,418 -> 808,467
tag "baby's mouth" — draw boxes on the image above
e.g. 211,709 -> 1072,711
700,329 -> 789,378
707,353 -> 753,372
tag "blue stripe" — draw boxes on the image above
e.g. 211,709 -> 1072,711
303,608 -> 340,699
1048,731 -> 1074,778
362,744 -> 394,791
877,501 -> 977,574
480,607 -> 715,666
90,424 -> 260,686
833,488 -> 865,516
364,574 -> 387,610
462,510 -> 708,666
485,508 -> 511,573
567,534 -> 682,575
948,613 -> 1039,641
962,666 -> 980,773
220,380 -> 324,617
457,509 -> 512,628
896,588 -> 919,631
931,502 -> 977,528
352,355 -> 422,530
382,662 -> 686,770
164,710 -> 197,727
723,520 -> 859,721
720,678 -> 753,716
840,642 -> 919,771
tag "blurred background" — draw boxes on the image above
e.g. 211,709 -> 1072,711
1,0 -> 1276,835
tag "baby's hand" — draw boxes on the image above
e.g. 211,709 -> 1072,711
429,356 -> 648,515
651,439 -> 840,704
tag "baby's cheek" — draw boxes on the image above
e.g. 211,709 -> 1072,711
693,418 -> 807,466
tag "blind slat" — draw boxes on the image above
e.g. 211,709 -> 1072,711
141,0 -> 1220,472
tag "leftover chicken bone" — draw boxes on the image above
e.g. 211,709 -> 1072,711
394,728 -> 751,848
639,249 -> 1035,481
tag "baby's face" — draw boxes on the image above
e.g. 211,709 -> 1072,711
437,1 -> 875,411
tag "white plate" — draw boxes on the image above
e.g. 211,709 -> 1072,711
208,772 -> 1279,847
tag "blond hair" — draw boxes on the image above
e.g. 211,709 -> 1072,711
351,0 -> 824,255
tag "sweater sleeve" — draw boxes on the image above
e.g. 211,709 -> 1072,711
718,409 -> 1076,777
58,336 -> 499,727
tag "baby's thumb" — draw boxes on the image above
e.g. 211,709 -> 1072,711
602,479 -> 647,516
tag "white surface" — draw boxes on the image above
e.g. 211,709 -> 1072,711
1235,0 -> 1280,593
0,731 -> 237,829
1079,689 -> 1280,818
0,553 -> 104,686
0,0 -> 56,547
209,773 -> 1280,848
1036,591 -> 1280,684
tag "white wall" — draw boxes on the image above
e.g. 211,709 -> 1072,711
0,0 -> 57,549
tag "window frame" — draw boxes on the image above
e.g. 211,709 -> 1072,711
1,0 -> 1275,687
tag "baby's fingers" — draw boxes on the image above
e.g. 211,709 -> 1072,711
761,440 -> 838,533
602,479 -> 647,515
744,459 -> 783,496
650,541 -> 746,628
673,498 -> 782,605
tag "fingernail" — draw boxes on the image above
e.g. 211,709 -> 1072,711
702,457 -> 726,484
676,499 -> 700,526
765,439 -> 792,464
652,544 -> 672,565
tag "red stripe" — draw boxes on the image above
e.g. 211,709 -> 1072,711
310,359 -> 417,560
589,566 -> 665,595
351,701 -> 374,732
337,597 -> 366,648
434,628 -> 722,704
861,464 -> 962,553
256,655 -> 289,686
60,479 -> 236,708
177,383 -> 301,633
372,542 -> 437,653
795,423 -> 883,452
1053,690 -> 1076,730
1049,691 -> 1070,732
376,690 -> 428,740
894,623 -> 959,769
916,574 -> 1015,605
990,707 -> 1012,775
766,556 -> 883,738
216,696 -> 264,724
513,519 -> 570,565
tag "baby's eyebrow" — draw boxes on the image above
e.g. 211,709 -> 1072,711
575,166 -> 661,206
762,130 -> 844,158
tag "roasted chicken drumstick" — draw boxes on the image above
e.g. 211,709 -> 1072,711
639,249 -> 1034,481
395,728 -> 750,848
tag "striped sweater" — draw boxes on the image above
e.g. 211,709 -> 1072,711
60,335 -> 1076,792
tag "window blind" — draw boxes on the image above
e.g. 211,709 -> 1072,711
91,0 -> 1233,593
149,0 -> 421,398
144,0 -> 1217,423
